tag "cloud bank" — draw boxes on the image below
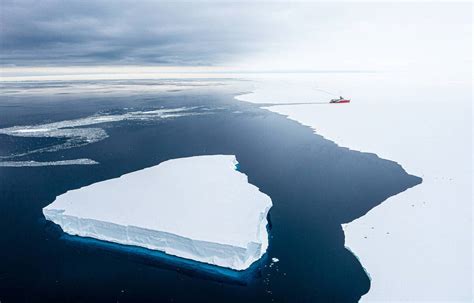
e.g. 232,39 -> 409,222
0,1 -> 471,73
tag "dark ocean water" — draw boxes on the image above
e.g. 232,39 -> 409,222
0,82 -> 421,303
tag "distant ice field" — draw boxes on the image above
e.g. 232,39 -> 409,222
236,72 -> 472,302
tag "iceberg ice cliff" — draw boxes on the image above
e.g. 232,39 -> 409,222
43,155 -> 272,270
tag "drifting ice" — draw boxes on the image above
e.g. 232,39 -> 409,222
43,155 -> 272,270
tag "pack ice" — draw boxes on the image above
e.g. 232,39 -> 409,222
43,155 -> 272,270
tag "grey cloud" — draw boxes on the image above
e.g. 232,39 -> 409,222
2,1 -> 468,70
0,0 -> 281,66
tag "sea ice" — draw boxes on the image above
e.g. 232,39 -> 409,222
0,107 -> 201,161
0,159 -> 98,167
236,73 -> 472,301
43,155 -> 273,270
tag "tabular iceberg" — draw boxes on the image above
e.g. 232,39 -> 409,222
43,155 -> 272,270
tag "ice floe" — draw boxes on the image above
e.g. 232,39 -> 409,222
0,107 -> 200,160
0,159 -> 99,167
43,155 -> 273,270
236,73 -> 472,301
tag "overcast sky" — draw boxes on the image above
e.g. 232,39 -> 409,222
0,1 -> 472,73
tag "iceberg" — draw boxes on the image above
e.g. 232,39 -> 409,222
43,155 -> 272,271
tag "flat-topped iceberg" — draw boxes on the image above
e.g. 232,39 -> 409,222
43,155 -> 272,270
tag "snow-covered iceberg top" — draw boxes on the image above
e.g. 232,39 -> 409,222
43,155 -> 273,270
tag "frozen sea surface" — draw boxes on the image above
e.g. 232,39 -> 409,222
237,73 -> 472,302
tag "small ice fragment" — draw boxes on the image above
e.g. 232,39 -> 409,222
13,128 -> 50,133
0,158 -> 99,167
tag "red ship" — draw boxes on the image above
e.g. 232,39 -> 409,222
330,96 -> 351,104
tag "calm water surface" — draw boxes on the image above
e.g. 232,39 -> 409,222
0,81 -> 421,302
